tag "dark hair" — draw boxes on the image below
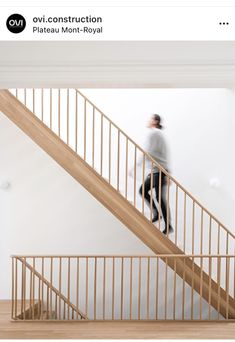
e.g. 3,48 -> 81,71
153,114 -> 163,129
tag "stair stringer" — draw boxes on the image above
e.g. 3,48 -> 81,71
0,89 -> 234,319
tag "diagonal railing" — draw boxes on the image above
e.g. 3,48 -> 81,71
10,88 -> 235,258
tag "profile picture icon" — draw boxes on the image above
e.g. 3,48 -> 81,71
6,14 -> 26,34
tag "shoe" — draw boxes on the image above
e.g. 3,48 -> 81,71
152,214 -> 159,223
152,212 -> 163,223
162,225 -> 174,235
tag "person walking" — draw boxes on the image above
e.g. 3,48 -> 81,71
138,114 -> 173,235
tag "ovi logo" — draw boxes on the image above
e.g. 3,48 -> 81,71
6,14 -> 26,34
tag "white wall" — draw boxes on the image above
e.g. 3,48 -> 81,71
1,88 -> 235,301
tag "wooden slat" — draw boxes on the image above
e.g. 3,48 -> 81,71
103,257 -> 106,320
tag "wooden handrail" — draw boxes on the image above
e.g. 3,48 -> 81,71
12,254 -> 235,258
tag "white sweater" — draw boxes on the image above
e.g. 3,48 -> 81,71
143,128 -> 169,173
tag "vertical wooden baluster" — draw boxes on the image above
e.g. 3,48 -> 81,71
16,89 -> 18,99
63,301 -> 66,320
86,258 -> 89,318
15,258 -> 18,318
38,279 -> 41,320
84,99 -> 87,161
147,257 -> 150,320
155,257 -> 159,320
76,257 -> 79,320
58,89 -> 61,137
125,138 -> 128,199
225,257 -> 230,319
173,258 -> 177,320
30,269 -> 32,319
67,89 -> 69,145
50,257 -> 53,319
208,256 -> 212,320
112,258 -> 115,320
182,257 -> 185,320
41,89 -> 44,122
133,146 -> 137,207
192,201 -> 195,254
183,193 -> 187,252
23,258 -> 26,320
68,257 -> 71,319
108,122 -> 111,184
150,163 -> 153,222
103,257 -> 106,320
46,286 -> 49,319
100,114 -> 103,176
200,209 -> 204,255
117,131 -> 120,192
142,154 -> 145,215
129,257 -> 133,320
226,232 -> 229,255
41,257 -> 44,320
191,256 -> 194,320
11,258 -> 14,319
92,107 -> 95,168
217,224 -> 220,255
209,217 -> 212,255
175,185 -> 178,245
166,176 -> 170,237
33,88 -> 35,113
120,257 -> 124,320
75,91 -> 78,153
50,88 -> 52,129
21,259 -> 23,317
59,257 -> 62,320
199,256 -> 203,320
55,294 -> 58,319
32,258 -> 35,320
158,171 -> 162,231
164,257 -> 168,319
138,257 -> 141,320
94,257 -> 97,320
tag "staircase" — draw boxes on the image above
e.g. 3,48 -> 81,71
0,88 -> 234,321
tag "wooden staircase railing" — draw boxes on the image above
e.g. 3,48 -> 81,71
12,255 -> 235,321
12,256 -> 87,320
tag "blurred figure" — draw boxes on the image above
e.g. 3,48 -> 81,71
139,114 -> 173,235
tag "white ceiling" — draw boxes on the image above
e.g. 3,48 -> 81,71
1,41 -> 235,88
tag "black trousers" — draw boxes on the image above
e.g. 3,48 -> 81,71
139,172 -> 167,224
